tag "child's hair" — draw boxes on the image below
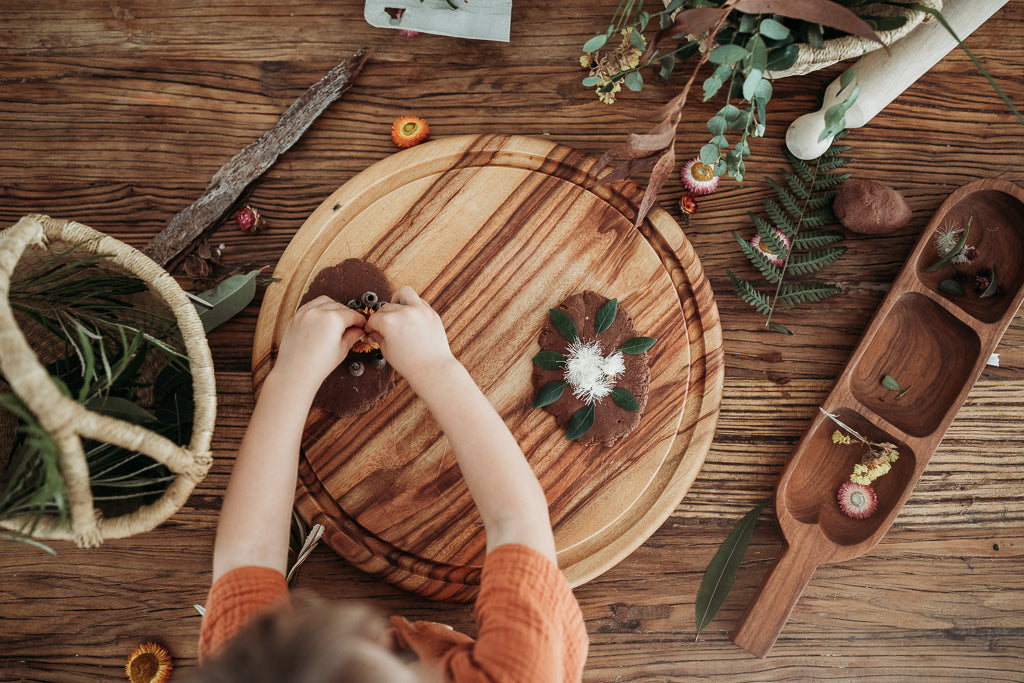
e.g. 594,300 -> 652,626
188,594 -> 426,683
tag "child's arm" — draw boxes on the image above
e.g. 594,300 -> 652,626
365,287 -> 557,563
211,296 -> 367,581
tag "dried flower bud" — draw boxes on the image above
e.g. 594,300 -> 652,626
235,205 -> 264,233
184,254 -> 212,280
678,193 -> 699,216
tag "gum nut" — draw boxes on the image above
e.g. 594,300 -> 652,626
348,361 -> 364,377
373,352 -> 387,368
372,300 -> 385,311
361,291 -> 379,306
833,178 -> 911,235
347,299 -> 360,309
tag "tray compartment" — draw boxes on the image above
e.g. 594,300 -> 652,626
849,293 -> 980,437
915,188 -> 1024,323
785,408 -> 914,546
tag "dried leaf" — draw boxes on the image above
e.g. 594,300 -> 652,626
730,0 -> 883,46
193,269 -> 262,332
590,154 -> 660,188
881,374 -> 902,392
643,7 -> 729,61
695,501 -> 767,636
981,265 -> 999,298
593,120 -> 677,175
634,147 -> 675,228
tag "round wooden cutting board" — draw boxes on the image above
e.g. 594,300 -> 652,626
252,134 -> 723,601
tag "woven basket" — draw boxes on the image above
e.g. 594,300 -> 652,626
770,0 -> 942,78
0,215 -> 216,548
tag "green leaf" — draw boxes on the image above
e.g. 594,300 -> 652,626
548,308 -> 578,342
927,220 -> 971,272
981,266 -> 999,298
624,70 -> 644,92
700,143 -> 720,166
532,381 -> 567,408
707,116 -> 727,136
84,396 -> 158,424
611,387 -> 641,412
758,17 -> 789,41
620,337 -> 657,354
695,501 -> 767,635
939,279 -> 966,297
594,298 -> 618,335
708,44 -> 748,65
767,321 -> 793,335
881,374 -> 902,392
703,75 -> 723,101
532,351 -> 565,370
194,269 -> 262,332
566,404 -> 595,441
581,76 -> 601,87
582,33 -> 608,52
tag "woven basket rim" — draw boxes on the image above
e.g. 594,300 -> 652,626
0,215 -> 216,547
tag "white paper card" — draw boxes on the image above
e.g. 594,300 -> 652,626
365,0 -> 512,42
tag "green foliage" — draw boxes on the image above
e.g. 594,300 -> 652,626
729,133 -> 852,334
0,245 -> 192,550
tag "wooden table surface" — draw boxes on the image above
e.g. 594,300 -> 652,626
2,2 -> 1022,681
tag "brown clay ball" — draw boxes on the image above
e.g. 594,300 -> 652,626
833,178 -> 911,235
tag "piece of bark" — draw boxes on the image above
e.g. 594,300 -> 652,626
142,47 -> 372,268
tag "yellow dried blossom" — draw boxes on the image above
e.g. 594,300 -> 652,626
850,444 -> 899,485
581,27 -> 645,105
832,430 -> 852,445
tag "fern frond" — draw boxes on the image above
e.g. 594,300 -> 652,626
728,270 -> 774,315
790,155 -> 817,184
784,170 -> 812,200
786,246 -> 847,276
816,157 -> 853,173
734,231 -> 784,284
806,193 -> 837,211
767,177 -> 801,216
764,199 -> 793,232
794,230 -> 844,250
752,214 -> 792,254
776,281 -> 843,308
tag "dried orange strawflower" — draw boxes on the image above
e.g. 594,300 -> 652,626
352,306 -> 380,353
125,643 -> 172,683
391,116 -> 430,148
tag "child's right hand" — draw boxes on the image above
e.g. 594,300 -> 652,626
363,286 -> 456,390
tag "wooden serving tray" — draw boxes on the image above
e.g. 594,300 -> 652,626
731,178 -> 1024,657
251,134 -> 724,601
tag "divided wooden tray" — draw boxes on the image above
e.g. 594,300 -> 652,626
731,178 -> 1024,657
252,134 -> 724,601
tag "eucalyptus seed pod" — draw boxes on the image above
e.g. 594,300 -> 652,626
347,299 -> 360,309
372,300 -> 385,311
373,352 -> 387,369
361,291 -> 379,306
348,361 -> 364,377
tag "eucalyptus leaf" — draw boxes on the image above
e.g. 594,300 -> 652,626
881,374 -> 902,392
758,18 -> 790,41
611,387 -> 641,412
566,404 -> 595,441
193,269 -> 262,332
927,221 -> 971,272
582,33 -> 608,52
981,266 -> 998,298
695,501 -> 767,635
624,70 -> 644,92
532,351 -> 565,370
533,381 -> 567,408
548,309 -> 578,342
620,337 -> 657,354
595,298 -> 618,335
939,279 -> 966,297
708,44 -> 748,65
582,75 -> 601,87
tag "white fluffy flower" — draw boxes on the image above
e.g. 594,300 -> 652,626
564,340 -> 625,405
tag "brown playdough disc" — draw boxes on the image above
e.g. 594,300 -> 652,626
300,258 -> 395,416
531,291 -> 651,446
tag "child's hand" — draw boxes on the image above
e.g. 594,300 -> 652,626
272,295 -> 367,391
363,286 -> 456,389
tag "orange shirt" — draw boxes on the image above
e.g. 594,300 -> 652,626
199,544 -> 588,682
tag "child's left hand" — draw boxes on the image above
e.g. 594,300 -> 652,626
272,295 -> 368,391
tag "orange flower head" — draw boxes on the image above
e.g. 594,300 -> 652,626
391,116 -> 430,148
125,643 -> 172,683
352,306 -> 380,353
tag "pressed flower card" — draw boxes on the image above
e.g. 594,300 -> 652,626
364,0 -> 512,42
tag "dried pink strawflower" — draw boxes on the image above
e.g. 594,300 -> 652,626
681,157 -> 719,195
837,481 -> 878,519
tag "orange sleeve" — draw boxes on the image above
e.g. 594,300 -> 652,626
396,544 -> 589,682
198,565 -> 290,662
